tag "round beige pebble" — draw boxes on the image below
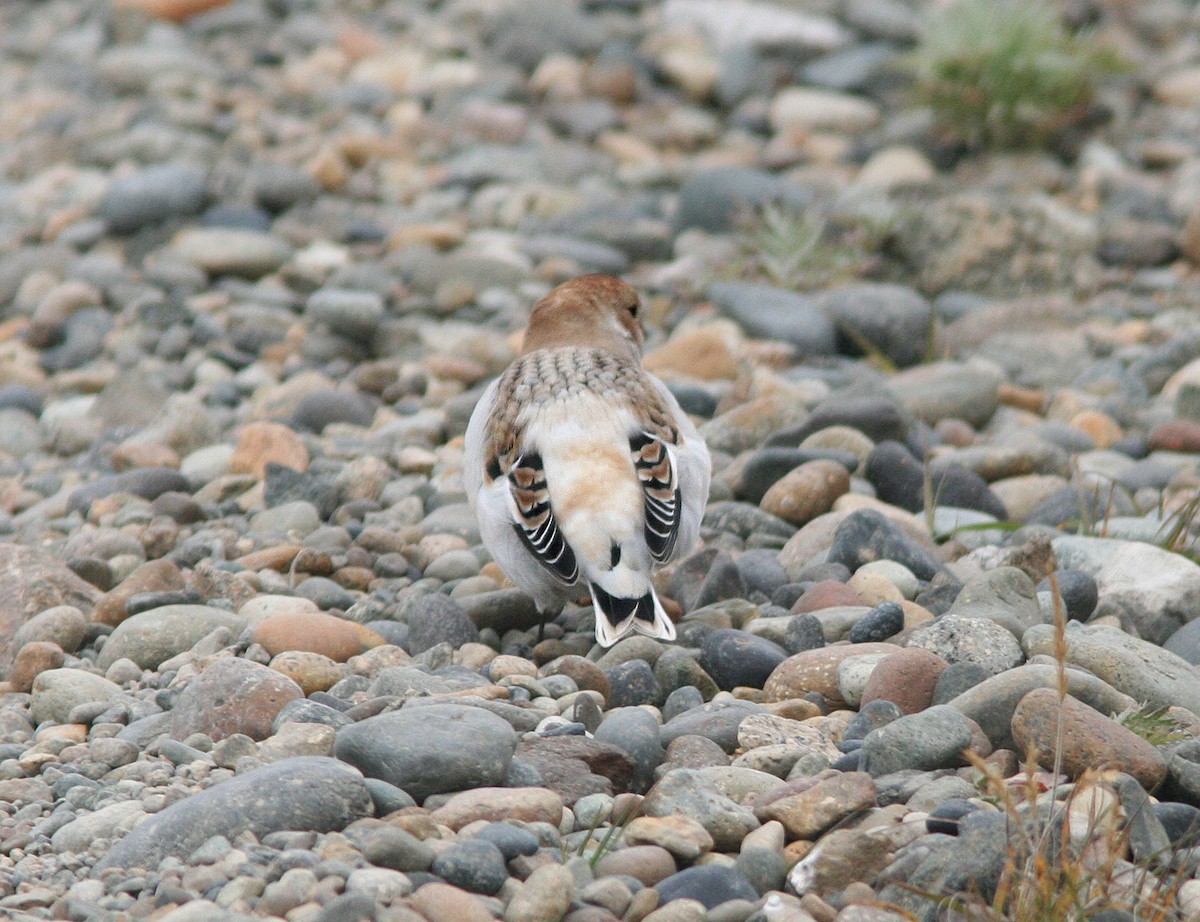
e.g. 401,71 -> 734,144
760,460 -> 850,526
268,651 -> 348,695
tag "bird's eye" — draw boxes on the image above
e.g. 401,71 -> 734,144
628,302 -> 639,318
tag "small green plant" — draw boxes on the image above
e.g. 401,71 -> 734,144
1155,490 -> 1200,562
1115,704 -> 1194,747
910,0 -> 1121,149
572,796 -> 642,869
728,203 -> 885,291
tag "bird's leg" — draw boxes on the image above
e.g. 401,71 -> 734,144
536,603 -> 564,645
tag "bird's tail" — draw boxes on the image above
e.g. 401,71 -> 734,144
588,579 -> 676,648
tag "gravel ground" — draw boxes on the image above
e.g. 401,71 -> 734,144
2,1 -> 1200,921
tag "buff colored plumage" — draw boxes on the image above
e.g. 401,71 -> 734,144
463,276 -> 711,647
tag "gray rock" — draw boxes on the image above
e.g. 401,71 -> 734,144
291,391 -> 375,433
700,629 -> 788,691
826,509 -> 944,581
660,700 -> 765,753
97,605 -> 248,671
95,757 -> 371,871
887,360 -> 1003,429
948,663 -> 1137,751
30,668 -> 123,725
67,467 -> 192,515
1023,622 -> 1200,718
860,705 -> 974,776
642,768 -> 759,851
945,567 -> 1045,637
335,703 -> 517,800
1051,535 -> 1200,644
817,283 -> 933,368
305,289 -> 385,341
459,589 -> 541,634
707,282 -> 836,355
594,707 -> 664,793
406,594 -> 480,654
98,163 -> 208,233
430,839 -> 508,895
251,163 -> 321,211
907,615 -> 1024,676
675,169 -> 808,234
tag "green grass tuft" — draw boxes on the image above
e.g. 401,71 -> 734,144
910,0 -> 1122,150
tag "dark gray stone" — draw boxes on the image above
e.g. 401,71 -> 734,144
925,798 -> 980,835
843,699 -> 903,742
734,549 -> 789,598
406,594 -> 481,654
865,441 -> 1007,519
98,163 -> 208,233
1036,566 -> 1099,624
68,467 -> 191,514
860,705 -> 974,776
816,283 -> 933,368
605,659 -> 664,709
701,502 -> 795,542
674,168 -> 807,234
826,509 -> 944,581
930,661 -> 992,705
363,779 -> 417,817
291,390 -> 375,433
768,395 -> 909,448
594,707 -> 664,793
660,700 -> 764,754
473,822 -> 539,861
272,699 -> 354,734
707,282 -> 836,356
700,629 -> 788,691
430,839 -> 508,894
294,577 -> 355,611
1027,485 -> 1136,530
848,601 -> 904,643
94,757 -> 370,871
334,704 -> 517,800
459,589 -> 541,634
783,613 -> 826,654
654,864 -> 759,909
264,464 -> 339,519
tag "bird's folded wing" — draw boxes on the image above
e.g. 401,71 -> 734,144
630,431 -> 680,563
506,451 -> 578,583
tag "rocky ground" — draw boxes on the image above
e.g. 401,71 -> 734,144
2,0 -> 1200,920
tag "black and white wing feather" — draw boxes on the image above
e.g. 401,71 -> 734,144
629,431 -> 680,563
507,452 -> 578,583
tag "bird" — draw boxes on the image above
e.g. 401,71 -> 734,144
463,275 -> 711,647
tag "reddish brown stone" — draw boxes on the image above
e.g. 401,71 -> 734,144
757,772 -> 878,839
249,611 -> 385,662
1149,420 -> 1200,453
1012,688 -> 1166,791
790,580 -> 863,614
93,559 -> 185,627
858,647 -> 949,715
229,421 -> 309,479
763,643 -> 899,708
0,544 -> 101,676
761,461 -> 851,527
540,655 -> 612,702
592,845 -> 677,886
429,787 -> 563,830
169,657 -> 303,742
10,641 -> 65,693
516,736 -> 635,803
